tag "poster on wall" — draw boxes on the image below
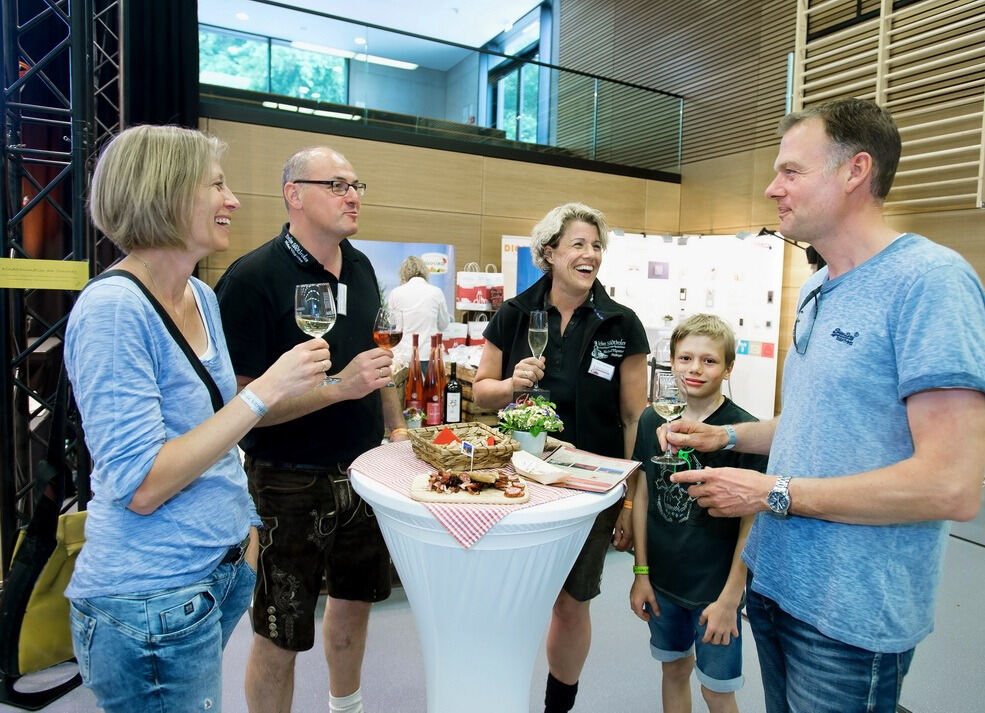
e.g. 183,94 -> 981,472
502,232 -> 784,419
350,240 -> 455,311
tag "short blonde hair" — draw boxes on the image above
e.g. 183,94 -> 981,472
88,125 -> 225,252
671,314 -> 737,367
530,202 -> 610,273
399,255 -> 429,283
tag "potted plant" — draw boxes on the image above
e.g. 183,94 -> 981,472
497,394 -> 564,457
403,407 -> 423,430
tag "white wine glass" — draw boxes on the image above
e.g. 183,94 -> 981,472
650,370 -> 688,465
295,283 -> 340,385
527,310 -> 548,387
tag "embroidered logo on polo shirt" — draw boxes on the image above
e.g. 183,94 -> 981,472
282,232 -> 313,266
831,328 -> 859,345
591,338 -> 626,359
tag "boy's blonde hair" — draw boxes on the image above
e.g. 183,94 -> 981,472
670,314 -> 737,367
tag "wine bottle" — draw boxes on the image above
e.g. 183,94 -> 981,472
444,362 -> 462,424
424,334 -> 443,426
405,334 -> 424,411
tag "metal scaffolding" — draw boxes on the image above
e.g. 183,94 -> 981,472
1,0 -> 122,579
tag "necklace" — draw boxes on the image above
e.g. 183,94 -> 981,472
133,255 -> 188,333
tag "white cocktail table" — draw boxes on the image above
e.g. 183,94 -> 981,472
351,468 -> 622,713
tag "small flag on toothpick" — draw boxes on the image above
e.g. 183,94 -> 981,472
461,441 -> 475,471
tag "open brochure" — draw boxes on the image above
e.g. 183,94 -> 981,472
513,446 -> 641,493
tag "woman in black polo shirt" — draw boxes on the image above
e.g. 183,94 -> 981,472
473,202 -> 648,713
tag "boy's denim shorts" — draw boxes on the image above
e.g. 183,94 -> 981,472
246,458 -> 391,651
69,554 -> 255,712
644,589 -> 744,693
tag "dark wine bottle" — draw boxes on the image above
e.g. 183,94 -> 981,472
444,362 -> 462,424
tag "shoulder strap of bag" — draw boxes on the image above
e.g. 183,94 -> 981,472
93,269 -> 224,413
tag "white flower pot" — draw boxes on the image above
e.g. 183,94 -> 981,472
405,416 -> 422,430
511,430 -> 547,458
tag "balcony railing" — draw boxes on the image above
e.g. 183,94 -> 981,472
198,3 -> 683,178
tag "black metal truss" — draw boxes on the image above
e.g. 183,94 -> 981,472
1,0 -> 122,577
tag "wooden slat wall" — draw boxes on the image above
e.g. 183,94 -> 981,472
557,0 -> 796,165
197,118 -> 681,287
798,0 -> 985,212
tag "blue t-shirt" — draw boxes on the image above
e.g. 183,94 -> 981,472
744,233 -> 985,653
64,275 -> 259,598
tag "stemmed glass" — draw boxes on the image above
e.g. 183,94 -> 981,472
527,310 -> 548,388
372,307 -> 403,387
295,283 -> 340,385
650,370 -> 688,465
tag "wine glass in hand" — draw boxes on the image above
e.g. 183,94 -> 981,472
650,370 -> 688,465
527,310 -> 548,387
373,307 -> 403,387
295,283 -> 340,385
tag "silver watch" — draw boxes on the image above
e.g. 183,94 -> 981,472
767,475 -> 792,518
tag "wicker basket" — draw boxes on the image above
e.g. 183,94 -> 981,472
409,422 -> 519,471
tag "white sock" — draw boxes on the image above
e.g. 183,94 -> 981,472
329,688 -> 364,713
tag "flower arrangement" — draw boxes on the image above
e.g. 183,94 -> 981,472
497,395 -> 564,437
403,407 -> 423,428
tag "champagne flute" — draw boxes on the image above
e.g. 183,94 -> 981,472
650,370 -> 688,465
295,283 -> 340,385
527,310 -> 548,388
372,307 -> 403,387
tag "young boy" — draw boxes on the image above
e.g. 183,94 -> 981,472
630,314 -> 767,713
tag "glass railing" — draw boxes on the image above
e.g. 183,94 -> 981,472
198,5 -> 682,176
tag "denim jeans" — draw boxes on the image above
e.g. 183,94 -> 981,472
745,581 -> 914,713
69,556 -> 256,713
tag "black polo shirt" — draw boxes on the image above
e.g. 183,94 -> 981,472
538,298 -> 594,436
215,224 -> 383,466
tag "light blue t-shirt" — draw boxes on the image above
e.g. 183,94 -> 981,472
744,233 -> 985,653
64,274 -> 259,598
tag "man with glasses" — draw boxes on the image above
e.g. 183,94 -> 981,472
664,98 -> 985,712
216,146 -> 406,713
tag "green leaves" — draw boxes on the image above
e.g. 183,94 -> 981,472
497,395 -> 564,436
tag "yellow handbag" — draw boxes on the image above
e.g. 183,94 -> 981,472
12,509 -> 86,674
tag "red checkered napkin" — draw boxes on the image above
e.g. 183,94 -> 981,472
350,441 -> 577,548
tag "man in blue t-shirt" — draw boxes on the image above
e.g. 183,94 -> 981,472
666,98 -> 985,713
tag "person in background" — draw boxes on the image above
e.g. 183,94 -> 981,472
473,202 -> 649,713
805,245 -> 826,273
630,314 -> 767,713
387,254 -> 450,368
666,98 -> 985,713
65,125 -> 330,712
215,146 -> 406,713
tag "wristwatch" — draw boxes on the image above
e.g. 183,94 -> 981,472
767,475 -> 792,518
721,424 -> 737,451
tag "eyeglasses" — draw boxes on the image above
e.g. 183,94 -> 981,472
292,179 -> 367,197
792,284 -> 822,355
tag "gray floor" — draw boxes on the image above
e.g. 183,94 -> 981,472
4,537 -> 982,712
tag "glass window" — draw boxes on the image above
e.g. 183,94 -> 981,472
270,42 -> 347,104
199,26 -> 269,92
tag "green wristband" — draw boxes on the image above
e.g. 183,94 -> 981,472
632,565 -> 649,575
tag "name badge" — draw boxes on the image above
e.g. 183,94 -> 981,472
588,358 -> 615,381
336,283 -> 348,315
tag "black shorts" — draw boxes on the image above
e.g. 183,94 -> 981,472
562,498 -> 623,602
245,458 -> 392,652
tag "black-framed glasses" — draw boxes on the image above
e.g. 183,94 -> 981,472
792,284 -> 822,355
293,179 -> 367,197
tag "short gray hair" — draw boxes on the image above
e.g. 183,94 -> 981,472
281,146 -> 348,209
530,203 -> 609,272
88,125 -> 224,252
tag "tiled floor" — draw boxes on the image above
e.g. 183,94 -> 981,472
3,536 -> 982,712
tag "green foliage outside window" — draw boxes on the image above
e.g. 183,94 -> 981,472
199,26 -> 346,103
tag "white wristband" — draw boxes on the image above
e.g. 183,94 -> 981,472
722,424 -> 737,451
238,387 -> 268,418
